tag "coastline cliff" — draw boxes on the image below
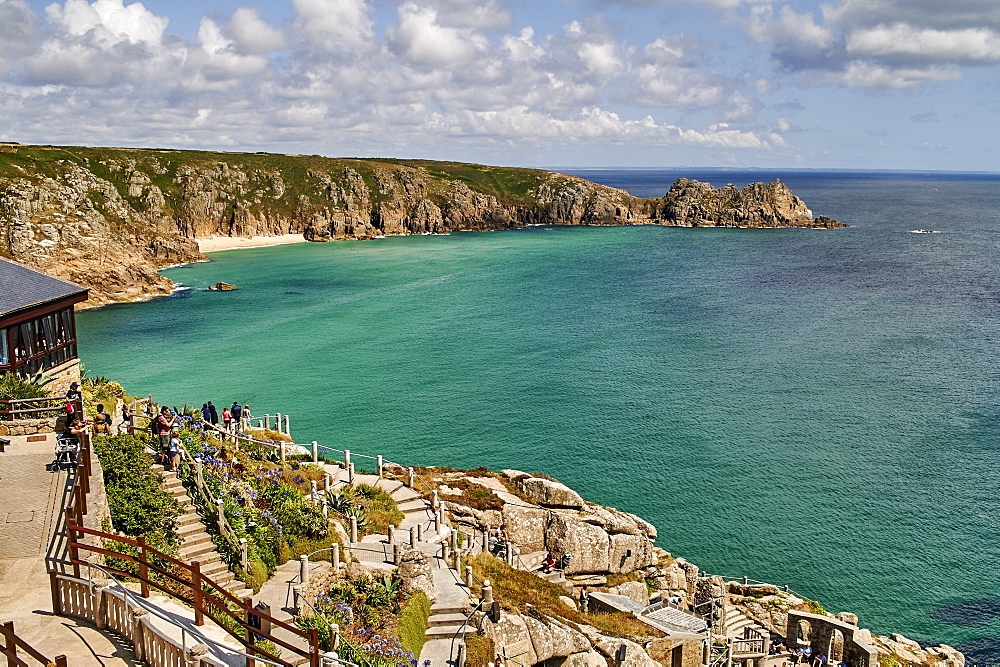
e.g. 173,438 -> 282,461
0,144 -> 844,307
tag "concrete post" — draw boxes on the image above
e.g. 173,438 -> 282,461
433,512 -> 440,533
216,499 -> 225,533
264,414 -> 270,431
466,565 -> 474,588
482,580 -> 493,606
311,481 -> 319,505
457,643 -> 466,667
350,516 -> 358,543
333,545 -> 340,571
408,467 -> 414,488
702,639 -> 710,667
344,449 -> 351,469
377,455 -> 383,478
324,472 -> 332,491
300,555 -> 310,590
280,442 -> 286,463
292,585 -> 303,615
131,609 -> 149,662
432,489 -> 439,510
186,645 -> 209,667
275,413 -> 282,433
348,462 -> 355,485
240,538 -> 248,570
284,414 -> 290,438
312,441 -> 319,464
437,508 -> 445,533
416,524 -> 423,542
451,528 -> 459,554
410,526 -> 416,547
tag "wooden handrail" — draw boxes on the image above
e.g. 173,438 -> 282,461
0,396 -> 66,405
0,621 -> 67,667
66,527 -> 316,665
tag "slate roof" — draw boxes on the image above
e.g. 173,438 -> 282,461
0,258 -> 89,319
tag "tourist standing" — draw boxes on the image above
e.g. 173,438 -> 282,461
65,381 -> 82,423
222,405 -> 232,431
231,402 -> 242,428
153,406 -> 176,453
208,401 -> 218,425
201,403 -> 211,424
92,403 -> 111,434
167,429 -> 181,472
242,405 -> 253,428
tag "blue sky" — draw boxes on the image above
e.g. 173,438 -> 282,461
1,0 -> 997,170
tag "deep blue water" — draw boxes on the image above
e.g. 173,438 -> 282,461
76,170 -> 1000,660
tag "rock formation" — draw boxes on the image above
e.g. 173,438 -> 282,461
0,144 -> 844,307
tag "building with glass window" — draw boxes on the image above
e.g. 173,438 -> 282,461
0,259 -> 89,392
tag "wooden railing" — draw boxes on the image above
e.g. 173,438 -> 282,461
0,396 -> 75,421
62,526 -> 319,667
0,621 -> 67,667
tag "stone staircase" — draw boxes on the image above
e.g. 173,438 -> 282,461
154,464 -> 253,599
425,603 -> 475,641
724,605 -> 764,639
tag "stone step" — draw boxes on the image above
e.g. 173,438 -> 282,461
177,513 -> 202,527
180,540 -> 218,560
180,532 -> 214,549
391,488 -> 423,503
428,613 -> 468,627
375,479 -> 404,494
429,605 -> 468,616
178,521 -> 207,537
397,499 -> 428,513
424,625 -> 476,639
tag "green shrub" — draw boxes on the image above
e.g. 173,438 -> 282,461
92,433 -> 180,550
0,373 -> 51,401
398,590 -> 430,657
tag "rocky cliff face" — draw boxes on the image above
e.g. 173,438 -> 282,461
0,145 -> 843,307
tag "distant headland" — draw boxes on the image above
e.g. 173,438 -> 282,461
0,144 -> 845,308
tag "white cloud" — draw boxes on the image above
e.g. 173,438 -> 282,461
846,24 -> 1000,62
224,8 -> 285,55
290,0 -> 374,55
387,2 -> 486,68
45,0 -> 167,46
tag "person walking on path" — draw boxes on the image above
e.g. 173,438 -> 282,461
242,405 -> 253,429
119,404 -> 132,433
201,403 -> 211,424
208,401 -> 219,425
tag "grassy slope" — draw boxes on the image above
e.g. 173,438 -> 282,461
0,143 -> 565,212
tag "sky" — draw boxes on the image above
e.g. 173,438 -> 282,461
0,0 -> 998,170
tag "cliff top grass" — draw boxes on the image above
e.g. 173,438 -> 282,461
0,142 -> 583,210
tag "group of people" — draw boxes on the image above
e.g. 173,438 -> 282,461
791,644 -> 831,667
199,401 -> 253,432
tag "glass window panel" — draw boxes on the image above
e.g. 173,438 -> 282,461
0,328 -> 8,366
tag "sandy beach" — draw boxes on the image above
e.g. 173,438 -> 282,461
197,234 -> 308,253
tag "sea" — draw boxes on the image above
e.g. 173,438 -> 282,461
75,169 -> 1000,661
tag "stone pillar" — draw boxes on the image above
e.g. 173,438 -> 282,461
410,526 -> 417,547
300,555 -> 310,590
350,517 -> 358,543
466,565 -> 474,588
377,455 -> 383,478
348,462 -> 355,485
186,644 -> 209,667
408,467 -> 414,488
312,441 -> 318,464
332,545 -> 340,572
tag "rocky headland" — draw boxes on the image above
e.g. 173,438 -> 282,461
0,144 -> 844,307
394,466 -> 963,667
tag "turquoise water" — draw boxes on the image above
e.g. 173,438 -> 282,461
76,172 -> 1000,659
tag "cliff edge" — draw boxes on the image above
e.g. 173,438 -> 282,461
0,144 -> 844,307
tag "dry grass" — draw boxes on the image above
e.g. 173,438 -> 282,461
469,553 -> 663,641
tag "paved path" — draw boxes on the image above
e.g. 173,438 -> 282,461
0,434 -> 138,665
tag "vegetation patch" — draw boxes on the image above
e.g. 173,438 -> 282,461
397,590 -> 430,657
91,433 -> 181,553
469,552 -> 662,640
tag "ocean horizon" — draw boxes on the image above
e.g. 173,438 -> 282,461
76,169 -> 1000,662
